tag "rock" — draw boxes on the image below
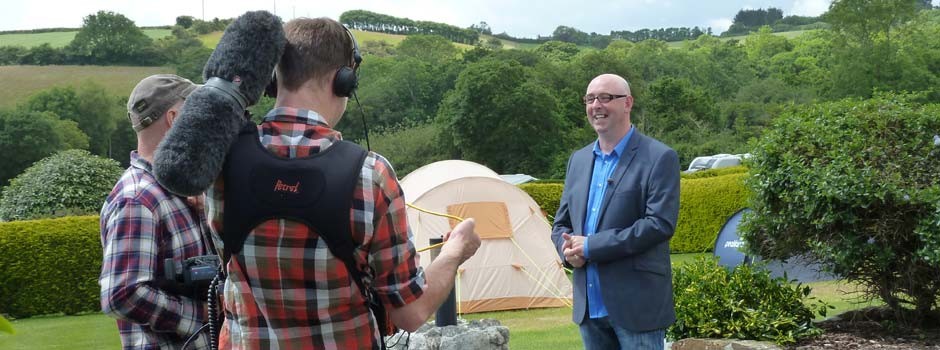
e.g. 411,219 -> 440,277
387,318 -> 509,350
670,338 -> 782,350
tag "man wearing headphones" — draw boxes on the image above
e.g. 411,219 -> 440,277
205,17 -> 480,349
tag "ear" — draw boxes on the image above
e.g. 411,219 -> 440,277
165,107 -> 179,127
624,95 -> 634,111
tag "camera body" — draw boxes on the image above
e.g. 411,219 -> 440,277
164,255 -> 221,290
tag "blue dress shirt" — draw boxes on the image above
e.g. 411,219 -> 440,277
582,126 -> 634,319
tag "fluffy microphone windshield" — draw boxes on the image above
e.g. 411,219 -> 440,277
153,11 -> 286,196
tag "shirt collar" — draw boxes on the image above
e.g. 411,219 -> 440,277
592,126 -> 634,157
129,151 -> 151,172
262,107 -> 331,127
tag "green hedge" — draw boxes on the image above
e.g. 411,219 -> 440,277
520,172 -> 749,253
672,173 -> 750,253
0,216 -> 101,318
680,165 -> 748,179
519,183 -> 563,220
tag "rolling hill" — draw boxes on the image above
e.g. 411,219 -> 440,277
0,65 -> 174,109
0,29 -> 172,48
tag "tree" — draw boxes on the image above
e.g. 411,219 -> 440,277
175,15 -> 195,29
24,83 -> 121,157
0,149 -> 123,221
436,59 -> 570,177
395,35 -> 459,66
552,25 -> 589,45
66,10 -> 155,65
0,109 -> 77,186
742,93 -> 940,325
534,41 -> 582,62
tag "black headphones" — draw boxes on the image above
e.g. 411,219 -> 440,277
333,25 -> 362,97
263,25 -> 362,98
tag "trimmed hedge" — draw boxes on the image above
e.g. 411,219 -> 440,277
680,165 -> 748,179
520,172 -> 749,253
673,173 -> 750,253
0,216 -> 101,318
519,183 -> 563,220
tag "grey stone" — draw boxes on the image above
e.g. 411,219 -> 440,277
670,338 -> 782,350
386,318 -> 510,350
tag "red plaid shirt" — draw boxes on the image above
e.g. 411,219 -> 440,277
206,108 -> 426,349
99,152 -> 211,350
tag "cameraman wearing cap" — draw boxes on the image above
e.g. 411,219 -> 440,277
100,74 -> 213,350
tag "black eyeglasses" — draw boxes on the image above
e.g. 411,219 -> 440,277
583,93 -> 628,105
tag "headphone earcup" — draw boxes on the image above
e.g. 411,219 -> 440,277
333,66 -> 358,97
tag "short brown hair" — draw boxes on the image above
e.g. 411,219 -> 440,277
278,17 -> 354,91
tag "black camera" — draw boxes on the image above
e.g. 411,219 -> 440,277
163,255 -> 221,300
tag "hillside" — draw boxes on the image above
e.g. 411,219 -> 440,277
0,65 -> 173,109
198,29 -> 474,50
0,29 -> 172,48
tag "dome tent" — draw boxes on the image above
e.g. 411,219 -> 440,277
400,160 -> 572,313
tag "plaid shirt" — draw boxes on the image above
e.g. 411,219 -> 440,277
206,107 -> 426,350
99,152 -> 211,350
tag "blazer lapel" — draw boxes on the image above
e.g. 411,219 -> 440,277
597,133 -> 641,225
571,147 -> 593,235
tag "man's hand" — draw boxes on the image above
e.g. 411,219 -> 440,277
441,218 -> 480,263
562,233 -> 586,268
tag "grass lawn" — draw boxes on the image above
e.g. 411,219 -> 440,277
0,29 -> 171,48
0,253 -> 879,349
0,65 -> 174,109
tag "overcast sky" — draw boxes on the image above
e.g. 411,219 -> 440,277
1,0 -> 938,37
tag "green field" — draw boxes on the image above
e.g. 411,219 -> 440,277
665,29 -> 813,48
0,65 -> 174,109
199,29 -> 477,51
0,252 -> 879,350
0,29 -> 171,48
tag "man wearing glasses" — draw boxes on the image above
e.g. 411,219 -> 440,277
551,73 -> 680,350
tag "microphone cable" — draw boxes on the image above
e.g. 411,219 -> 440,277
352,91 -> 371,151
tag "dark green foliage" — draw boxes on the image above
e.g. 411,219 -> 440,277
0,109 -> 80,186
66,11 -> 157,65
0,150 -> 122,221
742,92 -> 940,325
369,122 -> 447,177
668,257 -> 828,344
0,216 -> 102,318
23,82 -> 121,157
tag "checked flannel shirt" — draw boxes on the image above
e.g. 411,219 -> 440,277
206,107 -> 427,350
99,152 -> 211,350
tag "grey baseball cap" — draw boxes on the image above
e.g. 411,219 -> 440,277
127,74 -> 199,131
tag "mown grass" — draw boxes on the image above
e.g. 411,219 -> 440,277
0,65 -> 174,109
0,29 -> 171,48
1,252 -> 878,350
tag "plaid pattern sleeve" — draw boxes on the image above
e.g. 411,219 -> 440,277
358,153 -> 426,307
99,156 -> 209,350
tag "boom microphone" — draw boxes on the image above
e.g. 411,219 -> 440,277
153,11 -> 286,196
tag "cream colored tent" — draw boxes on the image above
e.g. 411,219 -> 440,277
400,160 -> 572,313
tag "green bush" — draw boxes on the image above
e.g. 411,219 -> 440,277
672,173 -> 750,253
668,257 -> 827,345
742,93 -> 940,325
520,173 -> 749,253
0,216 -> 102,318
519,183 -> 563,220
680,165 -> 748,179
0,149 -> 123,221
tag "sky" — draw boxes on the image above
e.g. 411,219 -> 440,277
1,0 -> 938,37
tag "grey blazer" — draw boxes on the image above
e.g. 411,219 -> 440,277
551,131 -> 680,332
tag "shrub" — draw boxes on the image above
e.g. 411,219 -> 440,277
668,257 -> 828,345
519,183 -> 563,220
742,92 -> 940,325
0,216 -> 102,318
672,173 -> 750,253
0,150 -> 123,221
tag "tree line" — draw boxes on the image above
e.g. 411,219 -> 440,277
1,2 -> 939,186
339,10 -> 480,45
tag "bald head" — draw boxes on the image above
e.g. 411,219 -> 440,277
587,74 -> 631,96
